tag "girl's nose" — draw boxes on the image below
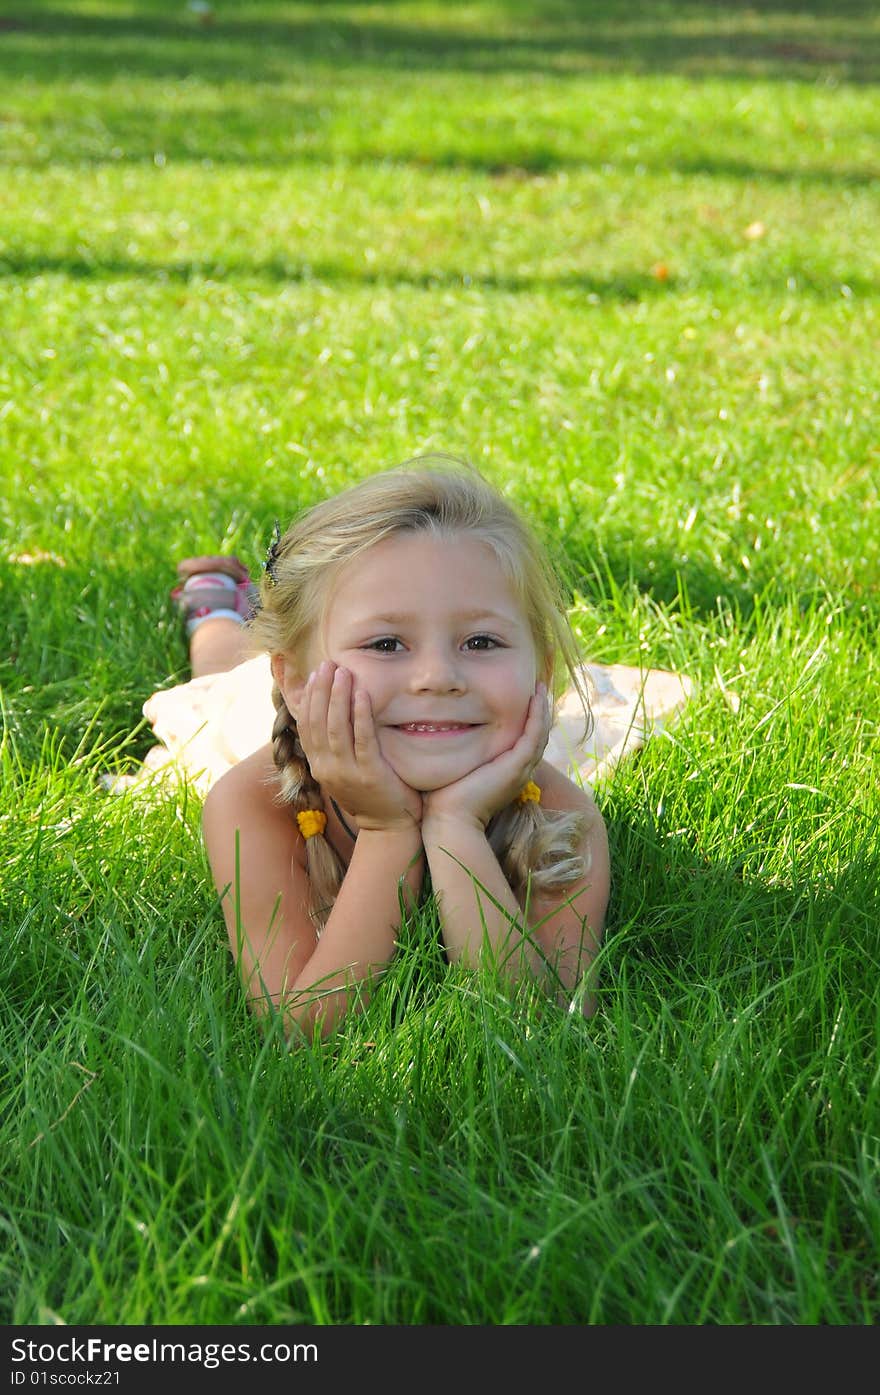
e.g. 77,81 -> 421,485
408,649 -> 466,693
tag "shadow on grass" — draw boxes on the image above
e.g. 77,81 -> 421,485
602,788 -> 880,962
1,1 -> 878,86
2,140 -> 877,189
3,3 -> 876,185
597,792 -> 880,1144
0,250 -> 874,304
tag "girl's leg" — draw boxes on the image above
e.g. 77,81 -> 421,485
172,555 -> 258,678
189,615 -> 250,677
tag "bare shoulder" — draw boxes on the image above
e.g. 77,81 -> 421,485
202,743 -> 305,866
200,744 -> 321,1010
534,758 -> 604,825
533,757 -> 610,896
203,742 -> 278,818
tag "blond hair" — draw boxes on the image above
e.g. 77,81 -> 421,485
247,454 -> 593,931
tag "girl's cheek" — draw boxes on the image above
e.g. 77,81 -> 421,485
375,731 -> 405,775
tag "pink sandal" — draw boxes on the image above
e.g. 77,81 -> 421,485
171,556 -> 259,636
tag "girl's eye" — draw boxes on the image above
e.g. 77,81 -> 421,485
365,637 -> 402,653
464,634 -> 499,651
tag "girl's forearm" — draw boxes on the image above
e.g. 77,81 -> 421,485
283,827 -> 424,1039
420,814 -> 544,983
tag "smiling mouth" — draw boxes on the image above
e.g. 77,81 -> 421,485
392,723 -> 480,735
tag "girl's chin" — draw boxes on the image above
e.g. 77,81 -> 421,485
380,749 -> 484,793
395,765 -> 478,794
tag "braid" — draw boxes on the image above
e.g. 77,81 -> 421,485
269,680 -> 346,933
270,682 -> 320,806
487,799 -> 591,907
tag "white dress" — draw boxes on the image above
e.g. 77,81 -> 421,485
105,655 -> 694,796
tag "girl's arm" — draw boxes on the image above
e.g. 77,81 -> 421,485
290,823 -> 423,1036
202,743 -> 423,1042
420,684 -> 610,1014
420,808 -> 540,973
525,782 -> 609,1016
419,683 -> 548,979
422,776 -> 609,1015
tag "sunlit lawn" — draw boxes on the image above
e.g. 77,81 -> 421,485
2,1 -> 878,1325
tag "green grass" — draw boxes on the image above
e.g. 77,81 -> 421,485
1,0 -> 878,1326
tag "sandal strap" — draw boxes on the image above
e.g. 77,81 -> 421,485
171,571 -> 239,617
186,606 -> 244,637
171,571 -> 259,637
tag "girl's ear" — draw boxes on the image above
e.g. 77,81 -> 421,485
271,652 -> 305,719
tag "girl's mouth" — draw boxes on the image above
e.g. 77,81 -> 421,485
392,723 -> 480,737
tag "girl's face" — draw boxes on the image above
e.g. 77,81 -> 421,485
289,531 -> 545,793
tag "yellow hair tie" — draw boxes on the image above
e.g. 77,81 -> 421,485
516,780 -> 541,806
296,809 -> 327,839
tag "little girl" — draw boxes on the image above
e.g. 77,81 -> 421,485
179,456 -> 611,1041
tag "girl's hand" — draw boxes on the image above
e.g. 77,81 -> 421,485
295,661 -> 422,833
421,682 -> 552,832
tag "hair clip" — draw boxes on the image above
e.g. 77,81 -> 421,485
264,519 -> 282,586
